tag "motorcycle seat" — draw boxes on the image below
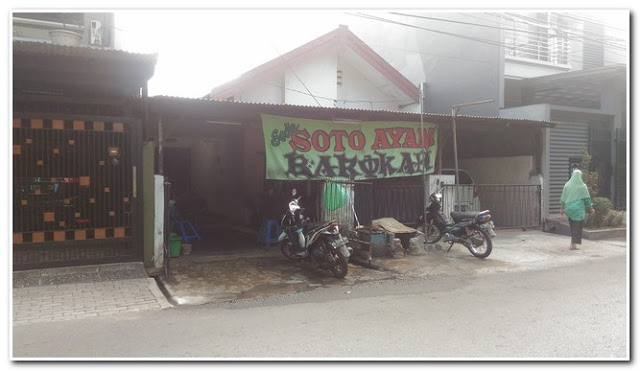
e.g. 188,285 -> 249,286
450,211 -> 479,222
304,221 -> 332,234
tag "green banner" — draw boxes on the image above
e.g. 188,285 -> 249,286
261,114 -> 438,181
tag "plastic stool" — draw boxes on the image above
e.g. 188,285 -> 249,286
176,219 -> 201,244
257,219 -> 280,246
169,204 -> 201,244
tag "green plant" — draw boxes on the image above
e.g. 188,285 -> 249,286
586,197 -> 612,227
605,210 -> 626,227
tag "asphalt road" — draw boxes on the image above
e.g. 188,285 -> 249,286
12,254 -> 628,360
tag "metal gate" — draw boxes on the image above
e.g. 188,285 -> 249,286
12,114 -> 141,270
353,181 -> 542,229
589,128 -> 612,199
320,180 -> 356,231
442,184 -> 542,229
614,128 -> 626,210
351,182 -> 422,226
548,122 -> 589,213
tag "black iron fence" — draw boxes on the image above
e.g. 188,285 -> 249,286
441,184 -> 542,229
12,115 -> 140,269
325,179 -> 542,231
614,128 -> 626,210
354,183 -> 422,226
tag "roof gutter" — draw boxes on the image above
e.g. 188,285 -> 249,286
13,16 -> 84,31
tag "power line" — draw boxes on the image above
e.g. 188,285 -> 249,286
456,11 -> 628,55
475,11 -> 627,38
351,12 -> 506,48
348,12 -> 627,66
501,12 -> 627,50
452,11 -> 628,65
558,11 -> 628,33
271,44 -> 324,107
498,12 -> 628,61
399,11 -> 627,52
388,11 -> 627,55
262,82 -> 409,106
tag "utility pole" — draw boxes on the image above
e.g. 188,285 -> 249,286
450,99 -> 493,210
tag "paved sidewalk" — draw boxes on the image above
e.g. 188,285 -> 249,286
12,262 -> 172,325
11,229 -> 628,325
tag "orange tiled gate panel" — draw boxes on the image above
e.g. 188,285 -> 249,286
13,116 -> 140,269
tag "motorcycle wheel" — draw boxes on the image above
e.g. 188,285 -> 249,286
328,247 -> 348,279
466,225 -> 492,259
417,223 -> 442,244
280,239 -> 303,260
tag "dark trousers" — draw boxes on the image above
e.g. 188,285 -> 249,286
568,219 -> 584,244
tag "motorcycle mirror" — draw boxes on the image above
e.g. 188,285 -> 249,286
292,188 -> 301,201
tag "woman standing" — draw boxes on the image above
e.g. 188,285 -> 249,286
560,169 -> 594,250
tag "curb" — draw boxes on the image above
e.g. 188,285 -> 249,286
543,219 -> 626,240
146,278 -> 174,309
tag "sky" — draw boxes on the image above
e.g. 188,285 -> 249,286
110,8 -> 630,99
114,9 -> 360,98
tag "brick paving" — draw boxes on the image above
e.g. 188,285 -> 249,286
12,263 -> 172,325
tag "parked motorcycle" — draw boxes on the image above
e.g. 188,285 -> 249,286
278,189 -> 351,279
417,190 -> 496,259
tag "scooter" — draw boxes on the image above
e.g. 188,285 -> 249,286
278,190 -> 351,279
417,190 -> 495,259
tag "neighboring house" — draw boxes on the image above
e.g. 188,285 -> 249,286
206,25 -> 421,112
12,12 -> 157,270
207,12 -> 628,219
350,11 -> 628,214
13,12 -> 115,48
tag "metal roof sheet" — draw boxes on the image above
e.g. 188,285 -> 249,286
13,40 -> 158,63
148,95 -> 558,128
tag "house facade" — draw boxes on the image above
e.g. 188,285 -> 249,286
12,13 -> 157,270
347,11 -> 628,214
208,12 -> 628,218
13,12 -> 115,48
207,25 -> 421,111
11,13 -> 554,271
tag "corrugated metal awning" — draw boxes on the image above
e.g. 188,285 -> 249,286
147,96 -> 558,129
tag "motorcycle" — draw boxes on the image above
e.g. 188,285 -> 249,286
417,190 -> 496,259
278,189 -> 351,279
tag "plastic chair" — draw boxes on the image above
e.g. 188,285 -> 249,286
257,219 -> 280,246
170,205 -> 201,243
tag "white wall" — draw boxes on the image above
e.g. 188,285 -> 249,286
284,53 -> 337,106
500,104 -> 551,121
504,58 -> 570,80
336,58 -> 400,111
347,19 -> 426,86
153,175 -> 165,268
239,75 -> 284,103
409,12 -> 502,116
460,156 -> 538,185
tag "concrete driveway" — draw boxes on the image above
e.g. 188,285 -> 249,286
158,229 -> 628,306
